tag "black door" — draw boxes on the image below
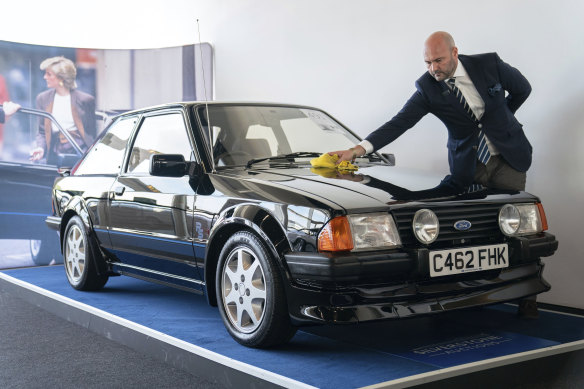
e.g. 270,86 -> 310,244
108,110 -> 202,292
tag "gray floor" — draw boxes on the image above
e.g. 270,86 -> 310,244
415,348 -> 584,389
0,290 -> 225,389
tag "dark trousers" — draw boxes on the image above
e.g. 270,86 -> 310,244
474,155 -> 526,191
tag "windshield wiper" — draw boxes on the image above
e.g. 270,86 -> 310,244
246,152 -> 322,168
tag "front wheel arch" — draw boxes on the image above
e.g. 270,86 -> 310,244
205,209 -> 291,307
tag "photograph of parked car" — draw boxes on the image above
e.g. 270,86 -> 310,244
0,38 -> 212,270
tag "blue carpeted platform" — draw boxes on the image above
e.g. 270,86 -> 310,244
2,265 -> 583,388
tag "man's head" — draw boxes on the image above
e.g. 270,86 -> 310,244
424,31 -> 458,82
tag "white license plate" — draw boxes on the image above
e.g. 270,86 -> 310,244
429,243 -> 509,278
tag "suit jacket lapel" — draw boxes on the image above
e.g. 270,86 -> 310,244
459,55 -> 490,111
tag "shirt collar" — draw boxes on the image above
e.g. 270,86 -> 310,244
451,60 -> 467,80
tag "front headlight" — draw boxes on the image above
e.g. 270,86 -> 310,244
498,203 -> 544,236
347,213 -> 402,251
412,209 -> 439,244
318,213 -> 401,252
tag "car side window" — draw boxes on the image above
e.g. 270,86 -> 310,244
127,112 -> 192,174
75,116 -> 137,175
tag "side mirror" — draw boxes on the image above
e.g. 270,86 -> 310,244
150,154 -> 188,177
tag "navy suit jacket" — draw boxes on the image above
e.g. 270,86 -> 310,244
365,52 -> 532,190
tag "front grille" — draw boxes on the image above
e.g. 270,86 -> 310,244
392,203 -> 504,248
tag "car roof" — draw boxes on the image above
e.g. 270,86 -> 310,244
114,101 -> 322,118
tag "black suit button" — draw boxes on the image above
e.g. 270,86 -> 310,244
472,146 -> 478,150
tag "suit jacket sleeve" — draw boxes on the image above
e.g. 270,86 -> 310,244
364,85 -> 430,151
496,53 -> 531,114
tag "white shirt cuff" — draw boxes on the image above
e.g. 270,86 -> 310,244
358,140 -> 374,154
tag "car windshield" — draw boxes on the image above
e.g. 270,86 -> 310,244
196,105 -> 361,167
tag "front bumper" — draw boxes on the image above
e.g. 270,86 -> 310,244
283,233 -> 557,325
284,232 -> 557,282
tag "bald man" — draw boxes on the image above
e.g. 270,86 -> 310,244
331,31 -> 533,194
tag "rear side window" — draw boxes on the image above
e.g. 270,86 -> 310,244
75,117 -> 137,175
127,113 -> 192,174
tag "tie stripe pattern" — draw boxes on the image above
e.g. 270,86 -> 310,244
446,78 -> 490,165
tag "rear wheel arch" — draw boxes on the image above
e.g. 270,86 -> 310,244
58,198 -> 108,276
58,197 -> 93,250
63,215 -> 109,290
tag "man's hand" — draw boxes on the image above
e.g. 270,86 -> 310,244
2,101 -> 21,117
328,145 -> 366,163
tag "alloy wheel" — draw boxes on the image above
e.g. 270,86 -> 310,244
65,224 -> 86,284
221,247 -> 267,334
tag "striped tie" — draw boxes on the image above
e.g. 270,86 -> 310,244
447,78 -> 491,165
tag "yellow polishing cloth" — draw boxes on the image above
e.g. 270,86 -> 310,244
337,160 -> 358,172
310,153 -> 339,169
310,153 -> 358,171
310,167 -> 339,178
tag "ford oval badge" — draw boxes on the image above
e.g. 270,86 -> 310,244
454,220 -> 472,231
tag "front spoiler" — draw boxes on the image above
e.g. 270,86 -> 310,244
286,262 -> 550,325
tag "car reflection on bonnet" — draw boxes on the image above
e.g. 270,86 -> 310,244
46,102 -> 558,348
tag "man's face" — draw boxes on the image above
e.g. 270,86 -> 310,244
424,40 -> 458,82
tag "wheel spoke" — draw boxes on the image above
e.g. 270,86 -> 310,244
223,286 -> 239,305
242,299 -> 260,326
248,283 -> 266,301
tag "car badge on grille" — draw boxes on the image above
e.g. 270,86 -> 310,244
454,220 -> 472,231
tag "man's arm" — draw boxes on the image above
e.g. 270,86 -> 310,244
330,88 -> 430,162
364,89 -> 430,151
496,54 -> 532,114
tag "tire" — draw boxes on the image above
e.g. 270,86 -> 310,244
63,216 -> 108,291
216,231 -> 296,348
29,235 -> 61,266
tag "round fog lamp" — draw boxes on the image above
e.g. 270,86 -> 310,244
412,209 -> 439,244
499,204 -> 520,236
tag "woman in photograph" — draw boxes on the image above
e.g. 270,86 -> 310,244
30,56 -> 95,164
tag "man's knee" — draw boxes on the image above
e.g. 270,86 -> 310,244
486,156 -> 526,191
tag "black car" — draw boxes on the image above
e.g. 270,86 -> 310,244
47,102 -> 558,348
